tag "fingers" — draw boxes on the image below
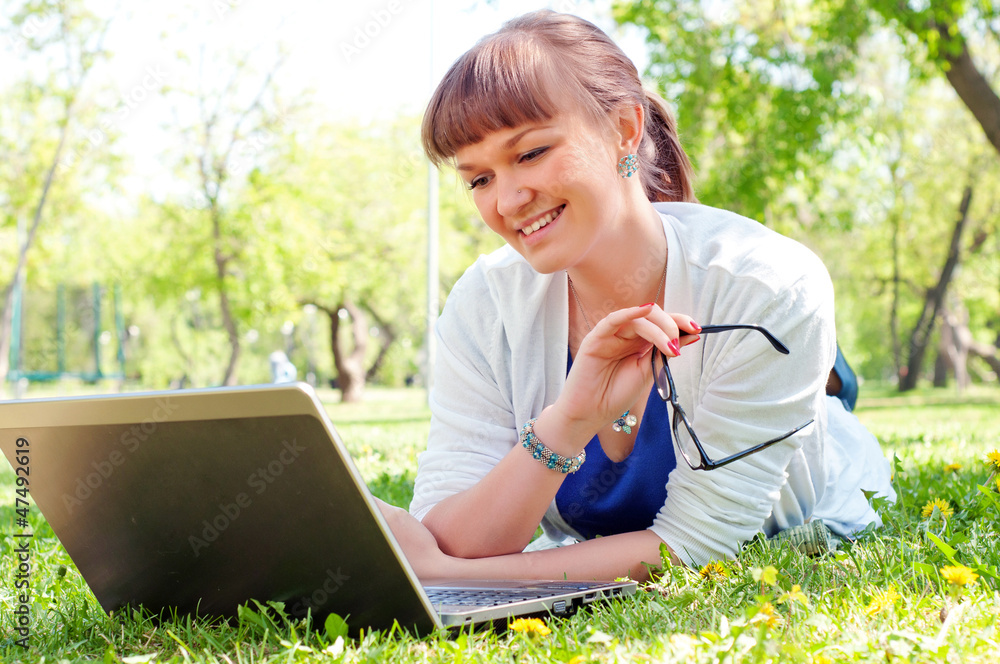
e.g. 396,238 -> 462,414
671,314 -> 702,348
595,305 -> 700,358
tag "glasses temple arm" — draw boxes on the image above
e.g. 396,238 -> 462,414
680,324 -> 790,354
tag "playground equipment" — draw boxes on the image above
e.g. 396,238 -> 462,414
7,281 -> 126,384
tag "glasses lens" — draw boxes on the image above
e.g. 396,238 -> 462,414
671,405 -> 702,469
653,351 -> 671,400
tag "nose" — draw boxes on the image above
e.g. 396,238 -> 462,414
495,178 -> 530,218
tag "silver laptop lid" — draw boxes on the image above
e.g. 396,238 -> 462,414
0,383 -> 440,631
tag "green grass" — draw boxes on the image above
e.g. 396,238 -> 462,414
2,384 -> 999,662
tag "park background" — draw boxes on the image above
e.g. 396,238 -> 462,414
3,1 -> 1000,662
2,0 -> 999,402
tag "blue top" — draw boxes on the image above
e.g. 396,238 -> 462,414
555,354 -> 676,539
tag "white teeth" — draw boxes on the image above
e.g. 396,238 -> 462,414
522,206 -> 563,236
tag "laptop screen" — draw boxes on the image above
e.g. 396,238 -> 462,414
1,386 -> 437,631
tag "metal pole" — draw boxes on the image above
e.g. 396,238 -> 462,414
57,283 -> 66,374
92,282 -> 102,378
114,283 -> 126,377
10,216 -> 25,384
425,0 -> 439,406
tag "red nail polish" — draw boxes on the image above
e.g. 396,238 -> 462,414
668,338 -> 680,356
691,322 -> 702,332
640,302 -> 655,308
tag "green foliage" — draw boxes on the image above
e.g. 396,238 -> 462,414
615,0 -> 874,221
615,0 -> 1000,386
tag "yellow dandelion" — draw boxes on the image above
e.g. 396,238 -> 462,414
921,498 -> 954,519
943,463 -> 962,473
751,601 -> 783,628
699,562 -> 728,581
941,565 -> 978,587
986,449 -> 1000,471
863,586 -> 900,617
509,617 -> 551,637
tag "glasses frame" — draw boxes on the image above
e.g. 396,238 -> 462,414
652,324 -> 815,471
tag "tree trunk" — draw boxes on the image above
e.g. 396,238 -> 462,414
934,305 -> 971,391
212,208 -> 240,386
364,307 -> 396,382
890,197 -> 903,383
169,312 -> 195,388
898,7 -> 1000,158
942,41 -> 1000,157
969,339 -> 1000,379
899,186 -> 972,391
0,280 -> 13,388
932,346 -> 949,388
328,300 -> 368,403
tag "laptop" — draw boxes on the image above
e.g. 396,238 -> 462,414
0,383 -> 636,631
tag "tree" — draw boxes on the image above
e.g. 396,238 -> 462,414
256,117 -> 430,402
156,46 -> 294,386
616,0 -> 1000,389
0,0 -> 113,387
867,0 -> 1000,157
235,111 -> 502,402
616,0 -> 872,223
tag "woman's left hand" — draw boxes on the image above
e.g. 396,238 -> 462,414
375,498 -> 457,579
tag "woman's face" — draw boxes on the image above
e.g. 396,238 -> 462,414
454,112 -> 627,274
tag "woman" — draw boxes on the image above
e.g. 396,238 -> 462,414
378,9 -> 894,581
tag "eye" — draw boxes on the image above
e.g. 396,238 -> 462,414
520,146 -> 548,162
467,174 -> 491,190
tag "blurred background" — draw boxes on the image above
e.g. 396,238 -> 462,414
1,0 -> 998,402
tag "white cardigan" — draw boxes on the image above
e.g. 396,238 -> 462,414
410,202 -> 895,566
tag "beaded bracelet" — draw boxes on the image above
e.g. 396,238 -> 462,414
519,418 -> 586,473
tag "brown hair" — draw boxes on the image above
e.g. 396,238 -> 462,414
421,10 -> 696,203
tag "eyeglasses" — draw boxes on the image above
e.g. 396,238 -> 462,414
651,324 -> 814,471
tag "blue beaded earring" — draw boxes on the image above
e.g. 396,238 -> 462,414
617,153 -> 638,179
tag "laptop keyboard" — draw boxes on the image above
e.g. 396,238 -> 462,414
425,585 -> 593,608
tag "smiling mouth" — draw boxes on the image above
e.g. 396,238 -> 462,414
521,205 -> 565,236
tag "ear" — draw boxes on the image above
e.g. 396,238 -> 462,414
614,103 -> 645,154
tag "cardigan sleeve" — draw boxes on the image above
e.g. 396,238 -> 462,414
408,261 -> 518,522
408,248 -> 567,523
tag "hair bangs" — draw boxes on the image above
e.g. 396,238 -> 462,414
422,34 -> 569,166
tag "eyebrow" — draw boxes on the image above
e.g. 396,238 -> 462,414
456,125 -> 552,172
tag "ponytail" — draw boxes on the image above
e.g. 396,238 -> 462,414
639,90 -> 697,203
